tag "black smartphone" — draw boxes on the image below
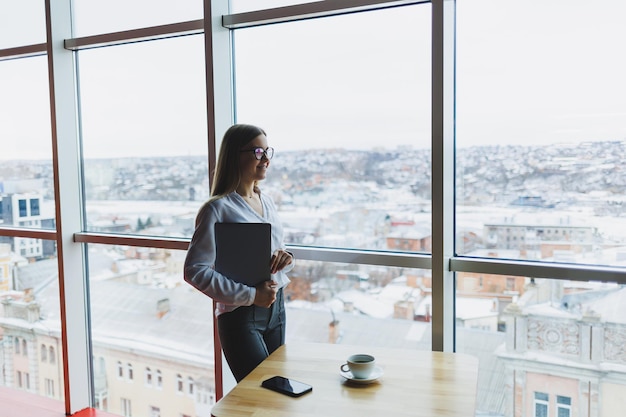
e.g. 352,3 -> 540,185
261,376 -> 313,397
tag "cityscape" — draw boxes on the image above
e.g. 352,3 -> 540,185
1,139 -> 626,416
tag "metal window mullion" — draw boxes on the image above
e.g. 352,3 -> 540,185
0,227 -> 56,240
73,231 -> 190,250
71,232 -> 434,269
46,0 -> 92,413
451,256 -> 626,284
63,20 -> 203,51
222,0 -> 429,29
0,43 -> 46,61
288,246 -> 432,269
205,0 -> 235,400
71,229 -> 626,283
431,0 -> 455,352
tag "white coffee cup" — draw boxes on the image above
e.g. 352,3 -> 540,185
340,353 -> 376,379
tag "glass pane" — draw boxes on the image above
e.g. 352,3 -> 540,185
0,245 -> 64,405
72,0 -> 203,37
535,403 -> 548,417
0,0 -> 46,49
92,243 -> 430,415
87,244 -> 217,415
77,36 -> 208,238
456,272 -> 626,417
234,4 -> 431,251
557,395 -> 571,405
456,0 -> 626,267
286,260 -> 431,349
0,56 -> 54,230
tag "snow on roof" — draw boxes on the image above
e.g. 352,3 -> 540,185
524,302 -> 578,319
585,287 -> 626,324
335,290 -> 393,319
456,297 -> 499,320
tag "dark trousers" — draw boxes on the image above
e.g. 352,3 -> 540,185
217,289 -> 286,382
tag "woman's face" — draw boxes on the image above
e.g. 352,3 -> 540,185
239,134 -> 271,183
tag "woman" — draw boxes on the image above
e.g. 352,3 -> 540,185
184,124 -> 294,382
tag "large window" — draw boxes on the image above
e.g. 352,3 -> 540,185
0,253 -> 64,400
456,272 -> 626,416
456,0 -> 626,267
1,1 -> 625,416
286,260 -> 432,348
0,56 -> 54,229
87,244 -> 212,416
0,2 -> 60,405
454,2 -> 626,415
234,4 -> 432,251
77,36 -> 209,237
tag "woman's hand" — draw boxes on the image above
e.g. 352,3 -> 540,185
270,249 -> 293,274
253,280 -> 278,308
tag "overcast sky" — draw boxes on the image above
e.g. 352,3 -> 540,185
1,0 -> 625,160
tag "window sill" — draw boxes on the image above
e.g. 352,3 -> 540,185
0,387 -> 119,417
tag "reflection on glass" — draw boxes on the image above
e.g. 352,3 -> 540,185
456,0 -> 626,267
0,1 -> 46,49
0,245 -> 63,403
234,5 -> 432,251
77,36 -> 208,238
72,0 -> 203,37
455,272 -> 626,417
0,56 -> 54,230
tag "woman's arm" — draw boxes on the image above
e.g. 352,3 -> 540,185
183,203 -> 257,306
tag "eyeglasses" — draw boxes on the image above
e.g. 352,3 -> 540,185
240,147 -> 274,160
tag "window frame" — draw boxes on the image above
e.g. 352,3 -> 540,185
176,373 -> 184,393
18,199 -> 28,217
120,397 -> 132,417
556,395 -> 572,417
156,369 -> 163,389
534,391 -> 549,417
30,198 -> 40,216
145,367 -> 153,387
49,346 -> 55,364
126,363 -> 134,381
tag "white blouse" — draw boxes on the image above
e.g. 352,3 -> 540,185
184,191 -> 293,316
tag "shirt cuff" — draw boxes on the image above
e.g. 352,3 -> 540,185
247,286 -> 257,306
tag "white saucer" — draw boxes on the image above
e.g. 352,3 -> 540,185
340,366 -> 384,384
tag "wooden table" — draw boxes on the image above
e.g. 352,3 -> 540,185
211,342 -> 479,417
